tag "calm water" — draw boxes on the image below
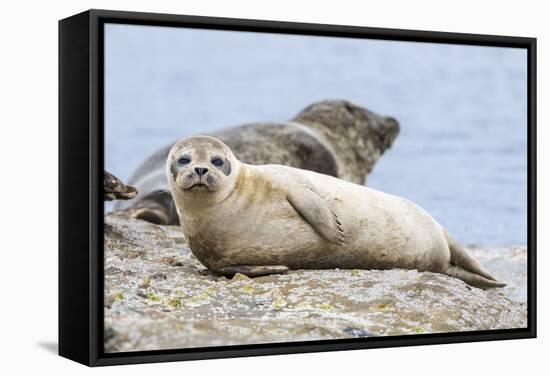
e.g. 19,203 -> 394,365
104,24 -> 527,246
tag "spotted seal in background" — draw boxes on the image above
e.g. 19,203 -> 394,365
167,136 -> 505,289
104,171 -> 137,201
114,99 -> 399,225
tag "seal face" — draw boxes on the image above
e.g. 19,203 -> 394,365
169,136 -> 233,193
168,136 -> 506,289
114,100 -> 400,225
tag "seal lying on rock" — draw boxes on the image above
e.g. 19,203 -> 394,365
167,136 -> 506,289
114,100 -> 399,225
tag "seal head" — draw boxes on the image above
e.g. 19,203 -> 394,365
293,100 -> 400,183
167,136 -> 239,204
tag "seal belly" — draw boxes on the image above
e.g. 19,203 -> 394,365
206,198 -> 325,269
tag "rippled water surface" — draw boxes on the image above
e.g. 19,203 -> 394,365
104,24 -> 527,245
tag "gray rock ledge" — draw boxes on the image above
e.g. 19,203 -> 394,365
104,213 -> 527,352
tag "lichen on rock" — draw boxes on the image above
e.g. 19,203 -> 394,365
104,213 -> 527,353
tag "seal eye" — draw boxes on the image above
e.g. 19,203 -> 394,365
177,156 -> 191,165
211,157 -> 224,167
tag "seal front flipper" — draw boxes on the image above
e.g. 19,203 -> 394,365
216,265 -> 289,277
286,185 -> 345,245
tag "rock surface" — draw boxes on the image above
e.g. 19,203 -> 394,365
104,213 -> 527,353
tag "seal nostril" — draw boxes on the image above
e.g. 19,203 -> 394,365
195,167 -> 209,177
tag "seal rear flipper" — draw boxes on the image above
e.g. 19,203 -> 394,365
444,230 -> 499,282
216,265 -> 289,277
286,185 -> 345,245
444,265 -> 507,289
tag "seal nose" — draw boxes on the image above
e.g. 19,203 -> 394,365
195,167 -> 209,177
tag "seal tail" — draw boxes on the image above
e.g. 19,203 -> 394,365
444,230 -> 506,288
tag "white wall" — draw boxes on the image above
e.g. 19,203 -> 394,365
0,0 -> 546,375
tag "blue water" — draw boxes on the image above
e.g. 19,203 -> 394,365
104,24 -> 527,246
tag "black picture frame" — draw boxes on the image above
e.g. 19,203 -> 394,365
59,8 -> 537,367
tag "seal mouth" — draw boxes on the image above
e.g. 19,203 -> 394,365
185,182 -> 210,191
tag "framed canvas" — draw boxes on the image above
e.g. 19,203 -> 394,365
59,9 -> 536,366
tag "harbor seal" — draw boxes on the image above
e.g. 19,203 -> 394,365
104,171 -> 138,201
167,136 -> 506,289
114,100 -> 399,225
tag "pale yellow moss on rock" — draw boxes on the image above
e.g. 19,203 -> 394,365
103,214 -> 528,352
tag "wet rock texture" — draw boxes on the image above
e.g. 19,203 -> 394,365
104,213 -> 527,353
